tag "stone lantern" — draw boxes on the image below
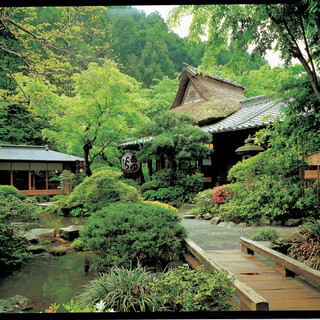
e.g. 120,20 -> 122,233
235,135 -> 265,160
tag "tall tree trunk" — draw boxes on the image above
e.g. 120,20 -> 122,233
83,142 -> 93,177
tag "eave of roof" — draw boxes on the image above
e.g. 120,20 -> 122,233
202,96 -> 284,134
0,145 -> 84,162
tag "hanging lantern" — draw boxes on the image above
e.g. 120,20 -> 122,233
235,135 -> 265,160
122,152 -> 141,173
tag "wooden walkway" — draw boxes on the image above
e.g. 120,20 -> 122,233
206,249 -> 320,311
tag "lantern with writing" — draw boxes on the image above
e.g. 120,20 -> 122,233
122,152 -> 141,173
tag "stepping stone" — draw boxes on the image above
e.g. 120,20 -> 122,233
59,225 -> 84,241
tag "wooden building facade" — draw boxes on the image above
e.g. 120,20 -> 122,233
0,144 -> 84,196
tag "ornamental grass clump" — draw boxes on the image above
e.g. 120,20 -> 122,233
79,202 -> 186,270
250,227 -> 278,241
287,219 -> 320,270
76,263 -> 159,312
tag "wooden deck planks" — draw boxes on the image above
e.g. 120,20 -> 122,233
206,249 -> 320,311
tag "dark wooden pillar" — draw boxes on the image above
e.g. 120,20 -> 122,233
46,170 -> 49,191
28,170 -> 32,191
10,171 -> 13,186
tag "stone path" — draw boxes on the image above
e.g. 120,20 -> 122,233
177,206 -> 299,251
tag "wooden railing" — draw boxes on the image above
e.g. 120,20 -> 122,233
184,238 -> 269,311
239,237 -> 320,286
19,189 -> 65,196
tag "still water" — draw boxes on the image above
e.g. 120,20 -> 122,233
0,253 -> 96,313
0,214 -> 95,313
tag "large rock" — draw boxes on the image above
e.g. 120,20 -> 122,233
23,228 -> 56,244
10,222 -> 40,232
59,225 -> 84,241
0,295 -> 32,313
202,213 -> 214,220
27,245 -> 48,254
284,218 -> 301,227
210,216 -> 221,225
48,247 -> 69,256
259,216 -> 271,226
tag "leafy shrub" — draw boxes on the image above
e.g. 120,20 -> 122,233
191,188 -> 215,218
59,170 -> 77,193
250,227 -> 279,241
79,202 -> 186,270
0,224 -> 29,274
150,265 -> 235,311
46,168 -> 142,216
75,264 -> 235,312
76,263 -> 159,312
224,149 -> 319,224
141,169 -> 204,204
35,194 -> 50,203
0,194 -> 41,222
287,219 -> 320,270
142,201 -> 177,213
0,185 -> 21,198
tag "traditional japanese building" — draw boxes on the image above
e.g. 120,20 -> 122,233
169,64 -> 245,126
0,144 -> 84,196
121,64 -> 283,186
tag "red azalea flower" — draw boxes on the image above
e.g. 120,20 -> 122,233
48,307 -> 57,313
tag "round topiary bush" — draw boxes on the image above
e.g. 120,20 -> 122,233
79,202 -> 187,270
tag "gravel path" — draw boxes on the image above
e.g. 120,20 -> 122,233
177,206 -> 299,251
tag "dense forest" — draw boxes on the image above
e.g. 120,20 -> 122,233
0,6 -> 298,155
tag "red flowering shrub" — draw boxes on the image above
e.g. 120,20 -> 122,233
212,185 -> 233,207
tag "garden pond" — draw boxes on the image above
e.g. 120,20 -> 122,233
0,214 -> 96,313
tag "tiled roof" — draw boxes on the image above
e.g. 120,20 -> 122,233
202,96 -> 283,133
0,145 -> 84,162
120,137 -> 153,147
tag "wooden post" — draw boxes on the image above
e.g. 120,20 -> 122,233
28,170 -> 32,191
10,171 -> 13,186
46,170 -> 49,191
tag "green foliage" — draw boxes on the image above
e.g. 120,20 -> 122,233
77,263 -> 159,312
141,76 -> 179,117
79,202 -> 186,270
0,185 -> 20,198
0,102 -> 48,145
168,2 -> 320,99
0,224 -> 29,274
75,264 -> 235,312
38,60 -> 149,175
59,170 -> 76,194
150,265 -> 235,311
250,227 -> 279,241
141,169 -> 204,204
191,188 -> 215,218
137,111 -> 212,167
47,168 -> 142,217
221,72 -> 320,225
287,219 -> 320,270
0,194 -> 41,222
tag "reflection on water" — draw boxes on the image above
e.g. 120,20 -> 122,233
0,213 -> 95,313
0,253 -> 96,313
